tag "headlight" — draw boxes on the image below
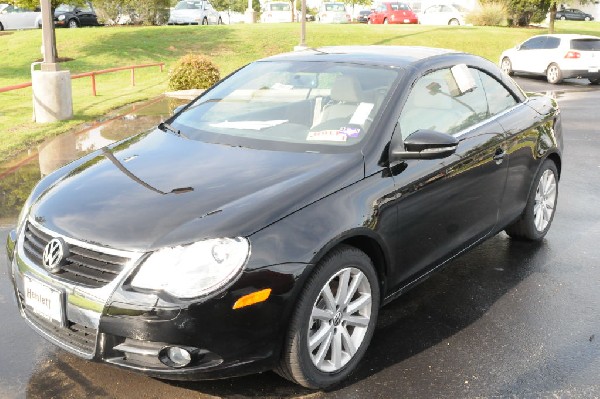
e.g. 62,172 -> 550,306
130,237 -> 250,299
58,14 -> 65,21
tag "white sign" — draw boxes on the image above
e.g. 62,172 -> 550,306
23,275 -> 64,326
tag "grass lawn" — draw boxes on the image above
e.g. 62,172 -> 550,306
0,20 -> 599,161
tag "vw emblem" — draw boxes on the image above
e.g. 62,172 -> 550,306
42,238 -> 68,273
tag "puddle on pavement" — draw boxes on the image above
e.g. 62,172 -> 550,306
0,96 -> 188,226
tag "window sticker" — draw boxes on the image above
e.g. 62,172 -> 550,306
339,127 -> 361,138
306,130 -> 348,142
349,102 -> 374,125
210,120 -> 288,130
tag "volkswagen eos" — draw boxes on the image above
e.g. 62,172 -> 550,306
6,46 -> 563,389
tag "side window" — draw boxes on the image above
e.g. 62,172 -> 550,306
520,37 -> 546,50
544,37 -> 561,49
398,67 -> 488,138
477,70 -> 518,116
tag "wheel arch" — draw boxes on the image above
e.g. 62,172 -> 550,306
309,229 -> 391,302
546,151 -> 562,179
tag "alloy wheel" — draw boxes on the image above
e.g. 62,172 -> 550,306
307,267 -> 372,373
533,169 -> 557,232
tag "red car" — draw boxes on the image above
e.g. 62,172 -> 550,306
368,2 -> 418,24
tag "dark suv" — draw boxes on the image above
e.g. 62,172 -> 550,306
556,8 -> 594,21
54,2 -> 99,28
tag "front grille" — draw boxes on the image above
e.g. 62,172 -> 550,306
22,300 -> 97,355
22,222 -> 131,288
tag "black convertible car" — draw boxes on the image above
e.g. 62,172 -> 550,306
6,46 -> 562,389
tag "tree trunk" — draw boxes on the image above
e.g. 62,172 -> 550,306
548,1 -> 556,34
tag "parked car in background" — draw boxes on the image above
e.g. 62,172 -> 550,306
556,8 -> 593,21
419,3 -> 467,25
500,34 -> 600,84
261,1 -> 293,23
168,0 -> 222,25
317,2 -> 350,23
0,3 -> 42,30
357,10 -> 372,23
368,2 -> 418,24
54,2 -> 99,28
7,45 -> 563,390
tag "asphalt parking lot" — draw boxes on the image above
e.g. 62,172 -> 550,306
1,77 -> 599,398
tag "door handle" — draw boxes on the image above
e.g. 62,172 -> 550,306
493,148 -> 505,165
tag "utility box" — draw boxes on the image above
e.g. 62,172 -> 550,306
31,63 -> 73,123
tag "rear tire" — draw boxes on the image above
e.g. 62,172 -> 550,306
546,63 -> 562,84
448,18 -> 459,25
276,245 -> 380,389
505,160 -> 558,241
202,17 -> 208,25
217,17 -> 222,24
383,18 -> 388,24
560,16 -> 566,20
589,77 -> 600,85
0,22 -> 4,31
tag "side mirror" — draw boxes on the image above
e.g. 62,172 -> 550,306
390,129 -> 459,161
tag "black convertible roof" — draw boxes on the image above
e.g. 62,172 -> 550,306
262,46 -> 460,67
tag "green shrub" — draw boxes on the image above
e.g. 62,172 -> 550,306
168,54 -> 221,91
466,2 -> 508,26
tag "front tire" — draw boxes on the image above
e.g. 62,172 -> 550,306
501,57 -> 513,76
560,16 -> 566,20
202,17 -> 208,25
448,18 -> 459,25
277,245 -> 380,389
383,18 -> 388,24
585,16 -> 591,21
505,160 -> 558,241
546,63 -> 562,84
589,77 -> 600,85
68,19 -> 79,28
217,17 -> 222,24
0,22 -> 4,31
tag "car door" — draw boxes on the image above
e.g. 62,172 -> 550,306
388,66 -> 509,287
511,36 -> 547,73
75,3 -> 95,26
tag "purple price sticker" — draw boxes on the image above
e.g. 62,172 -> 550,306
339,127 -> 361,138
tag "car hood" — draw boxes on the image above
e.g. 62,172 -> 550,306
29,129 -> 363,252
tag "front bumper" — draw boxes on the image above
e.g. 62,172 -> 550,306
6,220 -> 308,380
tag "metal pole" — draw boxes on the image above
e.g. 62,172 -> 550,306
40,0 -> 58,70
299,0 -> 306,47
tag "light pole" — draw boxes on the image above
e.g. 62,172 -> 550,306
32,0 -> 73,122
295,0 -> 307,50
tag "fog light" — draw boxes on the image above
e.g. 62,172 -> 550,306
158,346 -> 196,368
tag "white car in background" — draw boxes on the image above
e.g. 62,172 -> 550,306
168,0 -> 222,25
261,2 -> 294,23
418,3 -> 467,25
500,34 -> 600,84
317,2 -> 350,23
0,3 -> 42,30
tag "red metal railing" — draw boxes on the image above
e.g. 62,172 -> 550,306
0,62 -> 164,96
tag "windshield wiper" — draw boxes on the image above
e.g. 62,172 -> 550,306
158,122 -> 181,136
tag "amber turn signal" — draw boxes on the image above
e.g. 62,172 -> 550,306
232,288 -> 272,309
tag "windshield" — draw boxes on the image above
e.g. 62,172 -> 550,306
174,1 -> 201,10
325,3 -> 346,11
171,60 -> 401,153
571,39 -> 600,51
390,3 -> 410,11
269,3 -> 290,11
55,4 -> 75,12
